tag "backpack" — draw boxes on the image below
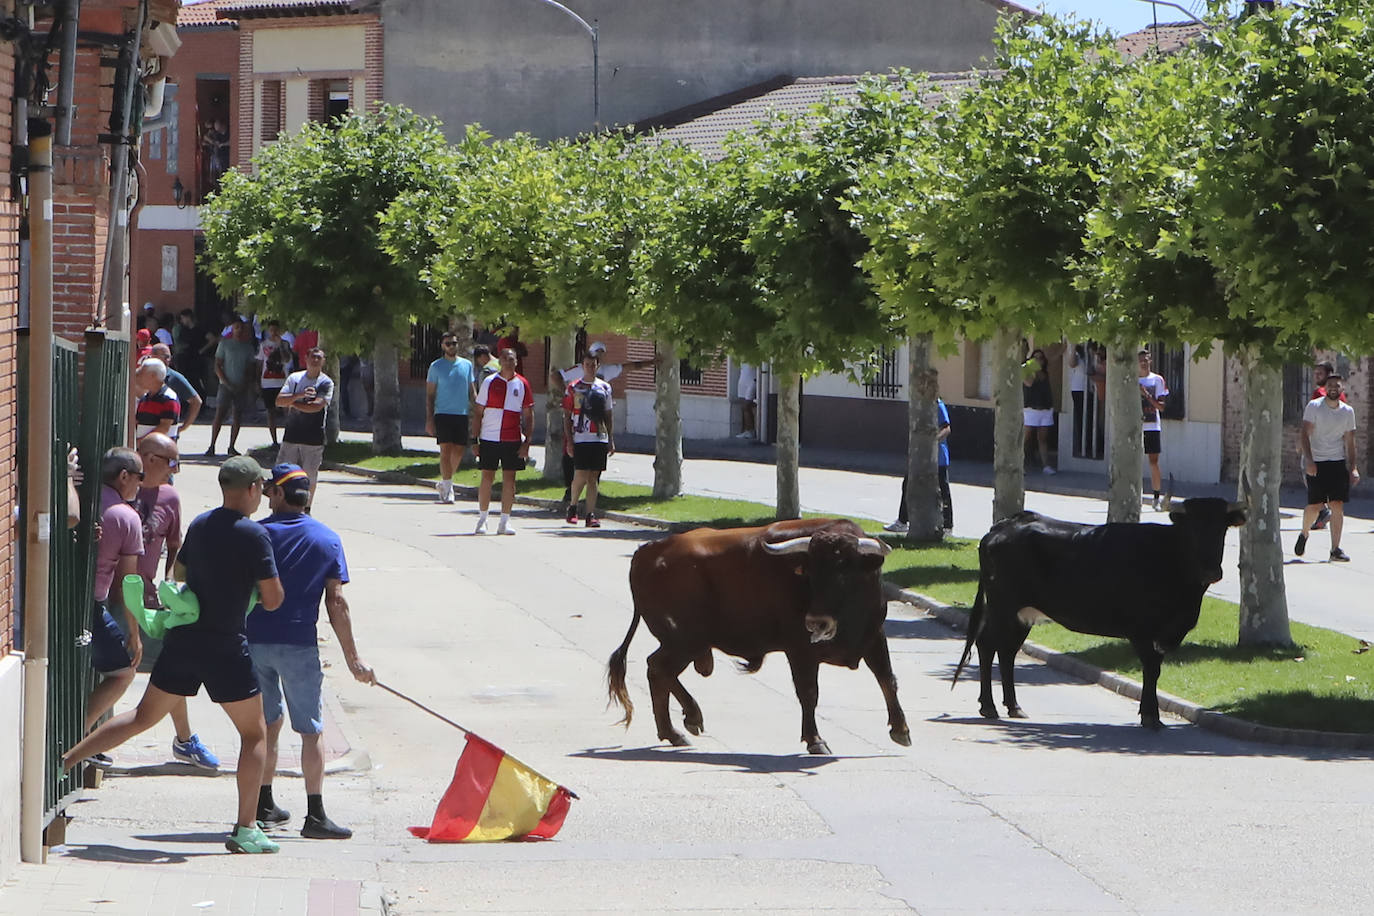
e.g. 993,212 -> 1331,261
582,385 -> 609,425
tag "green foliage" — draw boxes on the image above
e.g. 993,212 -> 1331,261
200,105 -> 460,354
1190,0 -> 1374,362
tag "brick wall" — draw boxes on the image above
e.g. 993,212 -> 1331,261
364,19 -> 384,110
237,29 -> 255,166
624,336 -> 729,399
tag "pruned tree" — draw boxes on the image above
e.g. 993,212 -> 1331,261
200,105 -> 464,454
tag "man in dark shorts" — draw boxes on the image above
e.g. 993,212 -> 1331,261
472,348 -> 534,535
425,331 -> 476,504
64,456 -> 286,854
1296,374 -> 1359,562
207,319 -> 261,457
561,351 -> 615,528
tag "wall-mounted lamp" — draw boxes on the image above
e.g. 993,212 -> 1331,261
171,176 -> 186,209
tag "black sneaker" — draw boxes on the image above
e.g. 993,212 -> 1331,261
1294,533 -> 1307,557
301,814 -> 352,840
1313,506 -> 1332,530
257,804 -> 291,826
1330,548 -> 1351,562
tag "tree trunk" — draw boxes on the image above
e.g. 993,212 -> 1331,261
322,337 -> 341,446
775,373 -> 801,519
1106,340 -> 1143,523
450,313 -> 474,359
991,327 -> 1025,523
906,333 -> 943,541
370,337 -> 402,455
652,337 -> 683,499
1237,349 -> 1293,647
543,330 -> 576,479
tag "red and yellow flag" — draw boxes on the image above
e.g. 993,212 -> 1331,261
409,733 -> 574,843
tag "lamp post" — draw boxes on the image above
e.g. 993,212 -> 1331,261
527,0 -> 599,129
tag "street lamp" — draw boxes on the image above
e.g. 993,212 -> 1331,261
527,0 -> 599,129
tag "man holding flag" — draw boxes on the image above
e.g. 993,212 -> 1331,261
250,463 -> 376,839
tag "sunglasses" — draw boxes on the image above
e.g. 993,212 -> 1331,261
124,468 -> 145,480
141,453 -> 179,469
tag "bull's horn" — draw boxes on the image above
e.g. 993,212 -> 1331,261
763,536 -> 811,555
1161,474 -> 1175,511
856,537 -> 892,556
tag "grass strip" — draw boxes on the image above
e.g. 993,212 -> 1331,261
312,441 -> 1374,734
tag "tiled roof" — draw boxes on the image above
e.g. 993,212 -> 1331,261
636,73 -> 981,161
177,0 -> 240,28
217,0 -> 356,18
1115,21 -> 1206,57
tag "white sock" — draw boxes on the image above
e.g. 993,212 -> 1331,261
477,511 -> 489,526
498,513 -> 511,529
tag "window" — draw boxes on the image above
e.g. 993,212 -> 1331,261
1147,341 -> 1186,421
680,359 -> 703,387
863,346 -> 901,399
261,80 -> 284,143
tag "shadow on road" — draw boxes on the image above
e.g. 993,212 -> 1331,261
573,745 -> 862,774
885,617 -> 964,641
58,843 -> 208,864
928,715 -> 1373,761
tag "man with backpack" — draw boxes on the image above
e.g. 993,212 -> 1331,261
562,351 -> 615,528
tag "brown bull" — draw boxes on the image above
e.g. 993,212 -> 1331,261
607,518 -> 910,755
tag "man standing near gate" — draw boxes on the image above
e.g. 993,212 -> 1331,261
251,463 -> 375,839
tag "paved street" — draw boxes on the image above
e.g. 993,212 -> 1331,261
3,421 -> 1372,914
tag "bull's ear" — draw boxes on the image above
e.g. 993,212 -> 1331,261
1227,509 -> 1247,527
1168,510 -> 1187,525
858,552 -> 886,571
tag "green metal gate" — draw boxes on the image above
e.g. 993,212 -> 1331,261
17,328 -> 129,823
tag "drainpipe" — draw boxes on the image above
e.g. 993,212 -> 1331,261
53,0 -> 79,146
20,118 -> 54,865
97,0 -> 147,332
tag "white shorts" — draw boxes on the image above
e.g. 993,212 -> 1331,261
1023,408 -> 1055,428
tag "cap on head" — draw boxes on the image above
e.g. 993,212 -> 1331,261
218,455 -> 271,489
588,341 -> 607,357
270,462 -> 312,498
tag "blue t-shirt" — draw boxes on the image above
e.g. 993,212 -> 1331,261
174,507 -> 278,637
247,511 -> 349,646
937,398 -> 951,468
427,356 -> 474,416
163,367 -> 198,408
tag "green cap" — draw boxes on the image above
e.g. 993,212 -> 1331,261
218,454 -> 271,489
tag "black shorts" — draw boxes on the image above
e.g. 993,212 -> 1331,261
150,630 -> 260,704
1143,430 -> 1162,455
573,441 -> 609,472
434,414 -> 470,446
262,385 -> 284,411
90,602 -> 133,674
478,439 -> 523,471
1307,460 -> 1350,505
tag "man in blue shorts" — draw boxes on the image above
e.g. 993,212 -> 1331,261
425,331 -> 476,504
250,463 -> 376,840
64,455 -> 286,854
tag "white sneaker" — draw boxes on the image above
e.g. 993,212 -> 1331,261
883,521 -> 908,533
474,519 -> 488,535
1042,466 -> 1057,476
735,431 -> 753,439
437,481 -> 453,504
496,524 -> 515,536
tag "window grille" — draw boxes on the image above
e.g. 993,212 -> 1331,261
863,346 -> 902,399
680,359 -> 703,387
1147,341 -> 1186,421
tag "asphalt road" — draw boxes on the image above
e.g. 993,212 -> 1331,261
20,422 -> 1371,915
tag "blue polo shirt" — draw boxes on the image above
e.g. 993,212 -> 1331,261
427,356 -> 474,416
937,398 -> 951,468
247,511 -> 349,646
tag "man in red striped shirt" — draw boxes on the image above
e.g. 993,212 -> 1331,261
471,349 -> 534,535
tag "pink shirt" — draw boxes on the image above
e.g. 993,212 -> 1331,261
135,485 -> 182,587
94,486 -> 143,602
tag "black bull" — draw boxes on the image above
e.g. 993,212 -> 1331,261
953,497 -> 1247,728
607,518 -> 911,754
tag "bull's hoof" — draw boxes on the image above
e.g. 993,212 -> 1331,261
979,704 -> 1000,720
662,732 -> 692,747
1006,705 -> 1028,719
890,727 -> 911,747
806,740 -> 833,755
684,718 -> 705,736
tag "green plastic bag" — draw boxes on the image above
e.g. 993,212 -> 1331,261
121,574 -> 200,639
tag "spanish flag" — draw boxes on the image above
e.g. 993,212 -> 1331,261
409,734 -> 574,842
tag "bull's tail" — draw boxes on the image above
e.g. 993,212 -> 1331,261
952,583 -> 986,688
606,607 -> 642,728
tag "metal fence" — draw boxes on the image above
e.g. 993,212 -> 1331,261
863,346 -> 901,399
17,329 -> 129,823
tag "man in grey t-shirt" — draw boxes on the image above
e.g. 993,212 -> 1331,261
208,319 -> 261,457
1296,374 -> 1359,562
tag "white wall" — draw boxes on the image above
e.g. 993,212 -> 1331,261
0,654 -> 23,881
625,391 -> 731,439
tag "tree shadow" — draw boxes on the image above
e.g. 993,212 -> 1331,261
542,528 -> 659,541
1212,691 -> 1374,735
927,715 -> 1372,760
56,843 -> 208,864
884,566 -> 980,590
573,745 -> 874,774
884,617 -> 965,641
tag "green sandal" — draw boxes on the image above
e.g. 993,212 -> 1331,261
226,823 -> 280,854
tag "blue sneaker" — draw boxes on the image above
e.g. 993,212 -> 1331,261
172,734 -> 220,770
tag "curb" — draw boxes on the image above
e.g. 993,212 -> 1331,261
882,582 -> 1374,752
